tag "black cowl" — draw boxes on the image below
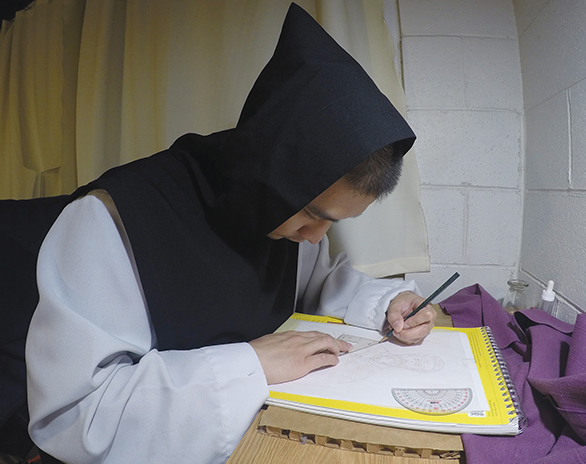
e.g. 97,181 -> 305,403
73,3 -> 416,351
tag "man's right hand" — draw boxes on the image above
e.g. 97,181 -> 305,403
249,331 -> 350,385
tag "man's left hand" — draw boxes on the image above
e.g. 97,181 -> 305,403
386,291 -> 436,345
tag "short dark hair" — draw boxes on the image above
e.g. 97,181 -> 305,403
342,144 -> 403,199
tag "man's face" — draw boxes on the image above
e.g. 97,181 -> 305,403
267,178 -> 375,244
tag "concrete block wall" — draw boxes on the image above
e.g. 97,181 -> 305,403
514,0 -> 586,323
389,0 -> 525,302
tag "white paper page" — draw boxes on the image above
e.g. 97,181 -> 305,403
270,324 -> 488,413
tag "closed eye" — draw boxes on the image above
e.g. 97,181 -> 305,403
304,206 -> 339,223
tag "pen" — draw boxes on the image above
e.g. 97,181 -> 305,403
379,272 -> 460,343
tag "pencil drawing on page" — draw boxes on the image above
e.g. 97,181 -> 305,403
368,352 -> 445,373
271,321 -> 490,416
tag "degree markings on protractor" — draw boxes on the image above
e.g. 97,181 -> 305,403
392,388 -> 473,415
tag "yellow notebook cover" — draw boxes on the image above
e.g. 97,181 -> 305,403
267,313 -> 525,435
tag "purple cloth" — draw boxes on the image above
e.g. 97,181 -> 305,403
440,284 -> 586,464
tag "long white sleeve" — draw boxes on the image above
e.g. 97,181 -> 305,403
297,236 -> 420,330
26,195 -> 269,464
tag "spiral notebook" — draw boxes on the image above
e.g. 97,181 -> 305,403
267,313 -> 526,436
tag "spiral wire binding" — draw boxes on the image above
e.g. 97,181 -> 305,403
480,326 -> 527,433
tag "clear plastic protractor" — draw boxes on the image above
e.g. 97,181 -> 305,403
392,388 -> 473,415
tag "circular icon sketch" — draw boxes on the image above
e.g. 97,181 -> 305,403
392,388 -> 473,415
369,353 -> 444,373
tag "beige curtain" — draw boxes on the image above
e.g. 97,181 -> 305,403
0,0 -> 429,276
0,0 -> 69,198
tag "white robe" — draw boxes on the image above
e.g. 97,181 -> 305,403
26,194 -> 418,463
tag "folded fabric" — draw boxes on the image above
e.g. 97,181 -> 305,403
440,284 -> 585,464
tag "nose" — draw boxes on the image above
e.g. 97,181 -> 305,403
298,220 -> 332,244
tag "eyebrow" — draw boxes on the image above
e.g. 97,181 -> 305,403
305,205 -> 340,223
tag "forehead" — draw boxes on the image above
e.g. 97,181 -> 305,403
306,179 -> 375,222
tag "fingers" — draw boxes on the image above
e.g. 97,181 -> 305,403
302,350 -> 340,374
392,305 -> 436,344
387,292 -> 437,345
302,331 -> 351,356
300,332 -> 352,372
387,292 -> 423,326
403,305 -> 437,329
249,331 -> 350,385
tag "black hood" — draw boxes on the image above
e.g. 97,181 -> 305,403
198,3 -> 415,238
72,3 -> 416,351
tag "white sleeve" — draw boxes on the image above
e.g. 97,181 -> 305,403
297,235 -> 420,331
26,195 -> 269,464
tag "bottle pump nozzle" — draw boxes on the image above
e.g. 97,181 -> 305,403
541,280 -> 555,302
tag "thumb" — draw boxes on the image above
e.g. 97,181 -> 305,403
390,316 -> 404,333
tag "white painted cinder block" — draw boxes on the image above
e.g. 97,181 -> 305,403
555,301 -> 581,325
519,271 -> 583,321
420,187 -> 466,263
408,109 -> 521,188
463,38 -> 523,110
519,0 -> 586,110
399,0 -> 526,304
570,79 -> 586,190
521,191 -> 586,310
407,264 -> 516,304
398,0 -> 517,38
512,0 -> 549,36
467,189 -> 522,266
402,37 -> 466,109
525,91 -> 570,190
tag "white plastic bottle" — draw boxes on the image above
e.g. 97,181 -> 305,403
538,280 -> 558,317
